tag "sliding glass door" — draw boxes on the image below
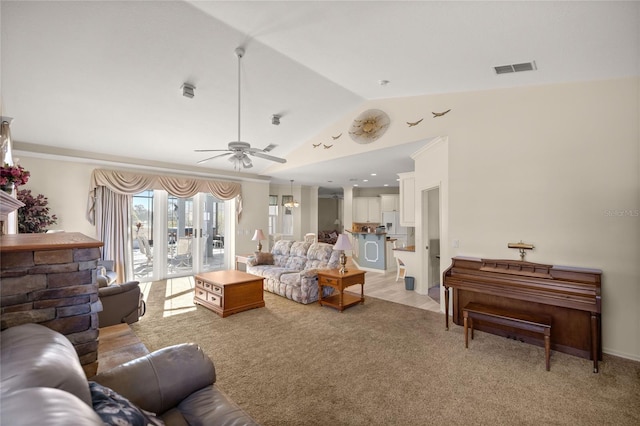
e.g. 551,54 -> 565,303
131,190 -> 228,282
166,193 -> 195,277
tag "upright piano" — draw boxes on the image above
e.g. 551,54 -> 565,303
443,257 -> 602,372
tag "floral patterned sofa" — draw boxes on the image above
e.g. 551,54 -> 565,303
246,240 -> 340,304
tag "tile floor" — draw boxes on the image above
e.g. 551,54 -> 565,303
344,267 -> 442,313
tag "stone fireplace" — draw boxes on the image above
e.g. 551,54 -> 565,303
0,232 -> 103,376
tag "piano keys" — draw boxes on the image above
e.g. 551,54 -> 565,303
443,257 -> 602,372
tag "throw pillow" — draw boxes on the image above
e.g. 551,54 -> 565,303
254,251 -> 274,265
329,232 -> 338,239
89,381 -> 164,426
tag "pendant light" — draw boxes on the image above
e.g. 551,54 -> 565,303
284,180 -> 300,208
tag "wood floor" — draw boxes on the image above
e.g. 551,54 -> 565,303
97,323 -> 149,373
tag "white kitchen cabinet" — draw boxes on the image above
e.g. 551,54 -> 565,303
380,194 -> 399,212
398,172 -> 415,226
353,197 -> 381,222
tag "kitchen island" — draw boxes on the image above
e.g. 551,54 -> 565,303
350,231 -> 392,271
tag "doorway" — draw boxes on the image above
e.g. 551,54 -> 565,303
421,186 -> 441,302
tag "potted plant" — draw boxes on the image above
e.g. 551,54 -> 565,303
17,189 -> 58,233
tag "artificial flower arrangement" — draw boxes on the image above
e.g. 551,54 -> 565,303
0,163 -> 30,191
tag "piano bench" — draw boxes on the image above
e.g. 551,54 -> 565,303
463,302 -> 552,371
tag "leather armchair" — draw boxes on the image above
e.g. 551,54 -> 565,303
1,323 -> 258,425
92,343 -> 259,425
96,260 -> 117,287
98,281 -> 146,327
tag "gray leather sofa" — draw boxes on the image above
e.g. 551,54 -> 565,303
0,323 -> 259,425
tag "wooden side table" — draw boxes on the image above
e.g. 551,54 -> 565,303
235,254 -> 253,271
317,269 -> 366,312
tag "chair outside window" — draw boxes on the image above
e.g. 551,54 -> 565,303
170,237 -> 192,269
134,235 -> 153,276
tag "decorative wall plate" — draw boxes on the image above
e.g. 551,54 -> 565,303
349,109 -> 390,144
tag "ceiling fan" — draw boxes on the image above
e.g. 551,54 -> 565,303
195,47 -> 287,169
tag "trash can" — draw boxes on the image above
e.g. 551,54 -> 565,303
405,276 -> 415,291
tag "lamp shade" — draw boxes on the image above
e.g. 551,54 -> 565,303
252,229 -> 266,241
333,234 -> 352,251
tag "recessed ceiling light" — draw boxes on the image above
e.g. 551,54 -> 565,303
384,184 -> 389,187
371,173 -> 377,176
363,179 -> 369,182
353,184 -> 359,187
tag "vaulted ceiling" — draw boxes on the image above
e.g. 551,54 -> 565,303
2,1 -> 638,192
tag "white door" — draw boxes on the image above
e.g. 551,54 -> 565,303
131,190 -> 228,282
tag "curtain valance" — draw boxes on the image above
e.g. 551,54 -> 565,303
87,168 -> 242,224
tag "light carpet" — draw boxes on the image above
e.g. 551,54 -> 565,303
131,279 -> 640,425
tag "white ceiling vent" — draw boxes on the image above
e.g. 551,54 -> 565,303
494,61 -> 537,75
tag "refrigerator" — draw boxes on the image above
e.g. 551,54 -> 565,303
382,211 -> 407,245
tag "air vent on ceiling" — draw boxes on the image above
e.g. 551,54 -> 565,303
494,61 -> 537,75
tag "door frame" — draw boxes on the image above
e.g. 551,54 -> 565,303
420,184 -> 441,295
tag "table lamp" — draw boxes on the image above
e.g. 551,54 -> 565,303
333,233 -> 352,274
252,229 -> 266,252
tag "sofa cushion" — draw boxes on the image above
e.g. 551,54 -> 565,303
177,386 -> 259,425
1,387 -> 104,425
305,242 -> 340,269
89,381 -> 164,426
0,323 -> 92,406
284,241 -> 311,270
271,239 -> 294,267
260,267 -> 300,282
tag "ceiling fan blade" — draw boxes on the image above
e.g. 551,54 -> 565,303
197,152 -> 232,164
194,149 -> 230,153
249,151 -> 287,163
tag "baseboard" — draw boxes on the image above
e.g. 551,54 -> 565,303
603,347 -> 640,362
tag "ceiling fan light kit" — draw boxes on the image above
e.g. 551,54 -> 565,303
195,47 -> 286,169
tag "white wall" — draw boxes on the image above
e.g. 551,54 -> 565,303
291,77 -> 639,361
442,79 -> 639,360
14,157 -> 98,238
236,180 -> 270,256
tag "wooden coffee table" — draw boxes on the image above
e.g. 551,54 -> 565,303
194,270 -> 265,317
317,269 -> 366,312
